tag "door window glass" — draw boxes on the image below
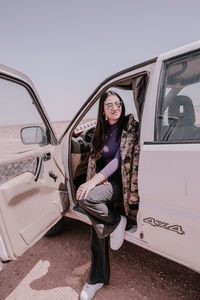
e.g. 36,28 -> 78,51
157,51 -> 200,141
0,78 -> 48,157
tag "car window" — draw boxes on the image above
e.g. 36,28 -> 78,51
0,78 -> 48,158
157,51 -> 200,141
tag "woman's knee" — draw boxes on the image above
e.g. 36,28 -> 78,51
78,197 -> 95,210
78,193 -> 99,212
87,184 -> 112,202
78,184 -> 112,210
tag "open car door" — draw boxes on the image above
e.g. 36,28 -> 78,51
0,66 -> 66,261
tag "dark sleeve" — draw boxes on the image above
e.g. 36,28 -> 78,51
99,146 -> 121,179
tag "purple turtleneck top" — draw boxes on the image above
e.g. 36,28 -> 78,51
96,122 -> 121,180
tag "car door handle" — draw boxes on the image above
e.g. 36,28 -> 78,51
43,152 -> 51,161
35,156 -> 42,181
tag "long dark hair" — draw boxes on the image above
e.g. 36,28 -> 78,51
91,90 -> 125,159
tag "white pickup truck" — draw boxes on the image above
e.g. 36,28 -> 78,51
0,40 -> 200,274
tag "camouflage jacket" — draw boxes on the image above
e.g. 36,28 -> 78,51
87,114 -> 140,215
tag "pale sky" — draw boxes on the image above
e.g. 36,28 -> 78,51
0,0 -> 200,121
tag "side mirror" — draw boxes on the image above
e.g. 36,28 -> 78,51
20,126 -> 48,145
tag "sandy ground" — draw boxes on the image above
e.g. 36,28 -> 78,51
0,218 -> 200,300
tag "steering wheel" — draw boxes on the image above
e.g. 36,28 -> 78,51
84,128 -> 94,143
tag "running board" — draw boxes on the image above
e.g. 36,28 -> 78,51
66,207 -> 92,225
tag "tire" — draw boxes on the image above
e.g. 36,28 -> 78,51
45,217 -> 65,237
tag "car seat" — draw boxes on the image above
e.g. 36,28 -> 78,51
167,95 -> 200,140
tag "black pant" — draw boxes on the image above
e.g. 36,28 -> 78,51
78,182 -> 123,284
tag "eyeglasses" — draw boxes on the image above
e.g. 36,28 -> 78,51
105,101 -> 121,111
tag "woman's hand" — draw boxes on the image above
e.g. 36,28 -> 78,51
76,172 -> 106,200
76,180 -> 96,200
102,178 -> 109,185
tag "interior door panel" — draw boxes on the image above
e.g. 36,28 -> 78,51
0,156 -> 38,185
0,146 -> 64,260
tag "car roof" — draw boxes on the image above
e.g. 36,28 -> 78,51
158,40 -> 200,61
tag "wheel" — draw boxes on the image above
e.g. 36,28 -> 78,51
45,217 -> 65,237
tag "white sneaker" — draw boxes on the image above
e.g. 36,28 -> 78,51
80,282 -> 104,300
110,215 -> 127,250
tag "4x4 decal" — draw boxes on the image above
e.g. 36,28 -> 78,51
143,217 -> 185,235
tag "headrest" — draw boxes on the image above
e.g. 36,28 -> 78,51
168,95 -> 195,126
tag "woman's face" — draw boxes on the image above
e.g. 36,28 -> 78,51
104,95 -> 122,124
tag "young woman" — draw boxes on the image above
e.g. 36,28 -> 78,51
77,90 -> 139,300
